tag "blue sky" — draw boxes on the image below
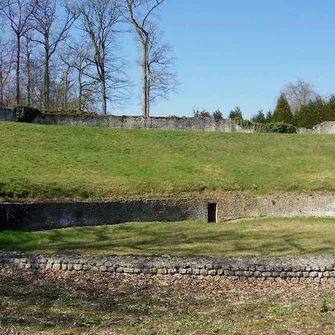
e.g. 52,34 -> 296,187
119,1 -> 335,119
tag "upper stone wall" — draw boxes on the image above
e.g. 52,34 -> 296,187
34,113 -> 253,133
0,108 -> 253,133
0,108 -> 14,122
2,108 -> 335,134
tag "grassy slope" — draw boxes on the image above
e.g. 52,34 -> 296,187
1,122 -> 335,201
2,218 -> 335,257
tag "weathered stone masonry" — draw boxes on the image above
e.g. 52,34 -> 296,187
2,253 -> 335,282
1,107 -> 335,133
1,196 -> 335,231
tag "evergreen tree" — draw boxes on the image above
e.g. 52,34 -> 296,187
328,95 -> 335,120
228,106 -> 243,119
265,110 -> 273,123
314,96 -> 328,124
251,109 -> 266,123
294,102 -> 317,128
272,94 -> 293,124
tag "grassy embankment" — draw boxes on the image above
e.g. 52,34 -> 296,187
2,218 -> 335,257
1,122 -> 335,201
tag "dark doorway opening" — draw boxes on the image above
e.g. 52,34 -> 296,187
208,203 -> 217,223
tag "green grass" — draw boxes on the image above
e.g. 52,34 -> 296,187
1,122 -> 335,200
2,218 -> 335,257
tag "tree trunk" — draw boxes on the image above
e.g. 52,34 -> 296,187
101,77 -> 107,115
63,71 -> 68,110
44,47 -> 50,110
78,69 -> 82,111
141,40 -> 149,117
27,52 -> 31,106
0,71 -> 3,107
16,34 -> 21,105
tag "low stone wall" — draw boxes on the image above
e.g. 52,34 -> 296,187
1,253 -> 335,282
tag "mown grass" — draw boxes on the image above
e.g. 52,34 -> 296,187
2,218 -> 335,257
1,122 -> 335,201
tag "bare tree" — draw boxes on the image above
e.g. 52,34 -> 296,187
31,0 -> 78,110
282,78 -> 317,112
0,39 -> 15,107
126,0 -> 168,117
22,29 -> 36,105
0,0 -> 36,105
76,0 -> 129,115
60,41 -> 98,111
147,23 -> 178,106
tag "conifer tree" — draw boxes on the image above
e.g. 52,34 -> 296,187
272,94 -> 293,124
328,95 -> 335,120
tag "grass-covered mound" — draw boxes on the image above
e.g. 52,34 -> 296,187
2,218 -> 335,257
1,122 -> 335,201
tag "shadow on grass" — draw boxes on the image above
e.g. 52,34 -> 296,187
0,268 -> 168,332
2,221 -> 335,257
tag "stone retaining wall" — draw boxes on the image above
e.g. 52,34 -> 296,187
1,196 -> 335,231
0,200 -> 207,231
1,253 -> 335,282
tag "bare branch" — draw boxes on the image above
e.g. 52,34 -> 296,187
76,0 -> 130,114
126,0 -> 176,116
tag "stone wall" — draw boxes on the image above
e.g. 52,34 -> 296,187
218,195 -> 335,222
1,252 -> 335,282
1,196 -> 335,231
2,108 -> 335,134
0,199 -> 208,231
34,113 -> 252,132
0,108 -> 14,122
298,121 -> 335,134
0,108 -> 252,132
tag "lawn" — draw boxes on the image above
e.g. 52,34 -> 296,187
1,122 -> 335,201
2,218 -> 335,257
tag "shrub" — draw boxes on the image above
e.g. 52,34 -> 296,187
45,109 -> 98,116
13,105 -> 41,123
194,109 -> 211,118
234,117 -> 252,127
260,122 -> 297,134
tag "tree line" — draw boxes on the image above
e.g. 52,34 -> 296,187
0,0 -> 177,116
251,79 -> 335,129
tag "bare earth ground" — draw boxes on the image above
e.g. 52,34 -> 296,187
1,268 -> 335,334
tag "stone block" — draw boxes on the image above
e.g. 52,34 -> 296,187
52,263 -> 61,271
208,270 -> 217,276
